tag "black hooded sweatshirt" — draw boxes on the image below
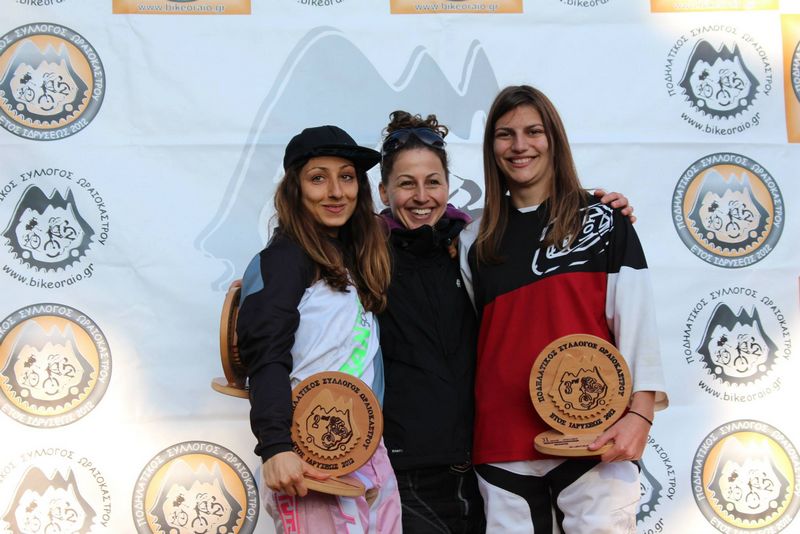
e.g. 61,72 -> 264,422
378,207 -> 478,470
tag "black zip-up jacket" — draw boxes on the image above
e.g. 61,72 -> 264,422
378,207 -> 478,471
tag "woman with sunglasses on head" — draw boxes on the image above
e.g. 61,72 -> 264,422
376,111 -> 634,533
236,125 -> 401,533
377,111 -> 485,534
459,86 -> 668,533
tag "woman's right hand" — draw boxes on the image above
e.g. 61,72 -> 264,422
262,451 -> 330,497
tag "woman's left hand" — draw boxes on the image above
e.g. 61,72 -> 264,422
588,390 -> 654,462
594,189 -> 636,223
587,412 -> 651,463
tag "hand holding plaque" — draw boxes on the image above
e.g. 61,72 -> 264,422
529,334 -> 631,457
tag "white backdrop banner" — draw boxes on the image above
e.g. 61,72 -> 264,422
0,1 -> 798,533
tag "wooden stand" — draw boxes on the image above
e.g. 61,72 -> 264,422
213,280 -> 248,395
534,430 -> 612,457
210,376 -> 248,399
304,475 -> 365,497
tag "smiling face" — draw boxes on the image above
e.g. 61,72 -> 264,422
492,104 -> 554,207
379,147 -> 448,230
299,156 -> 358,236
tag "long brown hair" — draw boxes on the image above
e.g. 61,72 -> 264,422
380,110 -> 449,185
476,85 -> 587,264
274,162 -> 391,313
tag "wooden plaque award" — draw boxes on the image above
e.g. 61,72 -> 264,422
290,371 -> 382,496
211,280 -> 248,398
529,334 -> 631,456
211,280 -> 382,496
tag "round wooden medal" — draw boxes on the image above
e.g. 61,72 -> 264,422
529,334 -> 631,456
291,371 -> 383,496
211,280 -> 249,399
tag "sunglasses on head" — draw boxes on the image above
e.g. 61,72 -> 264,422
381,128 -> 446,157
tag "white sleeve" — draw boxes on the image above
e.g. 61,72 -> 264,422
604,212 -> 669,411
458,219 -> 480,312
606,268 -> 669,411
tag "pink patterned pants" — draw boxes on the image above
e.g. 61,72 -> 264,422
264,440 -> 401,533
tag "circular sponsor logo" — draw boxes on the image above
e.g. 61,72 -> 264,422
664,25 -> 772,135
692,420 -> 800,533
681,286 -> 790,401
0,167 -> 110,286
0,23 -> 104,141
132,441 -> 258,534
637,436 -> 677,532
0,447 -> 111,533
0,303 -> 111,427
792,40 -> 800,103
672,152 -> 783,268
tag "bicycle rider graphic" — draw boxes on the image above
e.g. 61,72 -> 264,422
13,344 -> 84,402
699,195 -> 759,244
155,474 -> 242,534
16,215 -> 80,261
692,65 -> 749,112
10,66 -> 77,117
696,302 -> 779,385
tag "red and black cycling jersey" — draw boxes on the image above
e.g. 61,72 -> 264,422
459,195 -> 667,464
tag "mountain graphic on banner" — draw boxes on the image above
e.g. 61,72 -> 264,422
1,321 -> 95,408
687,168 -> 769,250
678,40 -> 759,118
3,185 -> 94,271
1,466 -> 96,533
696,303 -> 778,384
196,26 -> 498,290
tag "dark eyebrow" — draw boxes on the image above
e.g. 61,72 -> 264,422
394,172 -> 443,180
495,123 -> 544,131
306,163 -> 356,173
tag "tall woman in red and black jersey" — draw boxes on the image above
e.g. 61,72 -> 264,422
459,86 -> 669,533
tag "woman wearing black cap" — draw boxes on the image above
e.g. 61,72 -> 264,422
236,125 -> 401,533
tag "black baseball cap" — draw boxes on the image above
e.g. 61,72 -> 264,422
283,125 -> 381,173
